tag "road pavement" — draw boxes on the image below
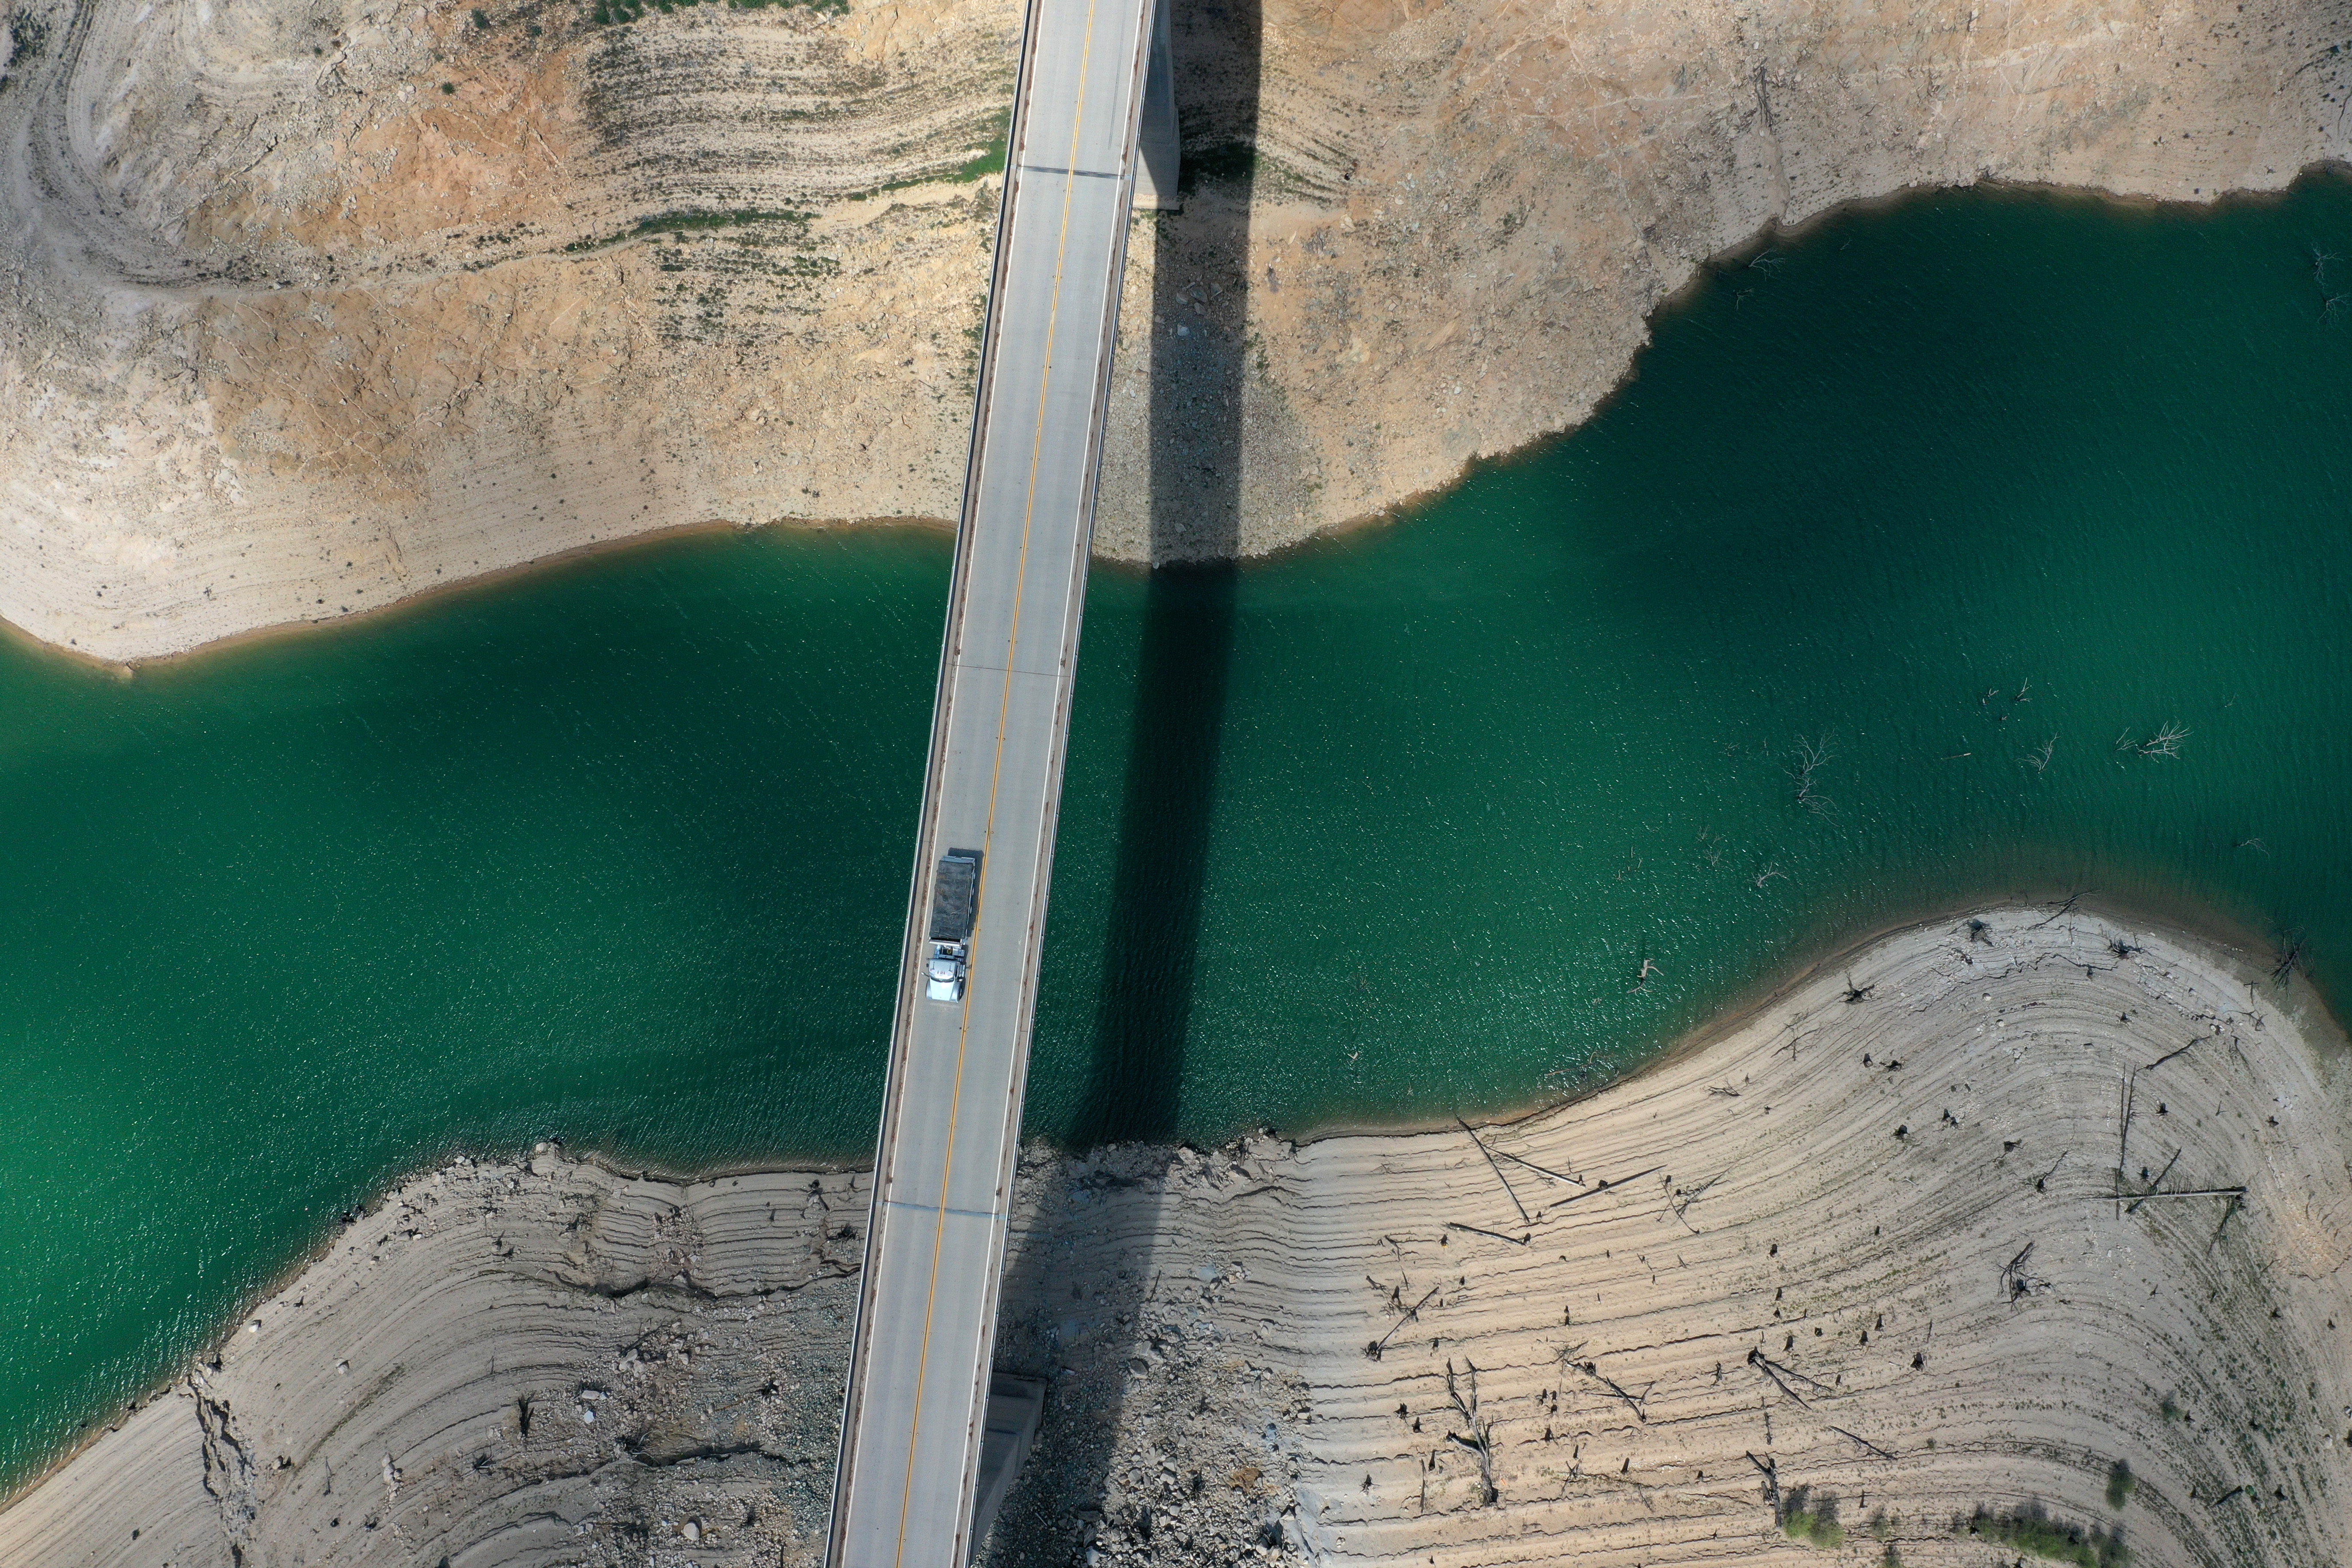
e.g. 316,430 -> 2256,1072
824,0 -> 1159,1559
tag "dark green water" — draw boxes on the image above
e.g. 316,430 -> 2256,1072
7,178 -> 2352,1484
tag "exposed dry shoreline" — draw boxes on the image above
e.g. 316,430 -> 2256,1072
5,0 -> 2352,660
6,905 -> 2346,1567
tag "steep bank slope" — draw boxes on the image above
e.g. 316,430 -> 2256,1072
4,906 -> 2346,1565
1,0 -> 2349,658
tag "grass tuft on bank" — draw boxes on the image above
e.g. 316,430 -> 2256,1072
1968,1504 -> 2129,1568
1779,1486 -> 1845,1549
563,208 -> 813,254
593,0 -> 845,27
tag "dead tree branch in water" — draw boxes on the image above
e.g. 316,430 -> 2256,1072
2021,734 -> 2058,774
1697,827 -> 1726,868
1789,735 -> 1834,814
2118,722 -> 2190,760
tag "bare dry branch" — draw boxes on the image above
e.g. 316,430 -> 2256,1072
1457,1118 -> 1531,1227
1445,1360 -> 1498,1505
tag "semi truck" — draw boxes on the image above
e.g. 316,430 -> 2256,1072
924,848 -> 982,1002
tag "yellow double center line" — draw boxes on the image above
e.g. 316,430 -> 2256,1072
888,0 -> 1115,1559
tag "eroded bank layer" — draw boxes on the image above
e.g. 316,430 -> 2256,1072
3,906 -> 2348,1566
3,0 -> 2351,658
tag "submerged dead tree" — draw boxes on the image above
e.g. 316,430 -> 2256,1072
1789,735 -> 1834,814
2116,722 -> 2190,760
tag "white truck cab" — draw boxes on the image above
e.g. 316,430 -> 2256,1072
925,942 -> 967,1002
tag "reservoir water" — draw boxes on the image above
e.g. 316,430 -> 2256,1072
5,178 -> 2352,1486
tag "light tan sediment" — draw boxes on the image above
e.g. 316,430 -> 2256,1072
4,906 -> 2347,1565
4,0 -> 2352,659
0,1158 -> 875,1568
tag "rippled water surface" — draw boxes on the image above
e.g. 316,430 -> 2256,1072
6,179 -> 2352,1483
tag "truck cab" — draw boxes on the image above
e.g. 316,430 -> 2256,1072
925,942 -> 967,1002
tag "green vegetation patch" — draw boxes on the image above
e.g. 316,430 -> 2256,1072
593,0 -> 845,26
564,208 -> 812,254
848,106 -> 1014,203
1969,1504 -> 2129,1568
952,107 -> 1011,183
2104,1459 -> 2137,1510
1779,1486 -> 1846,1550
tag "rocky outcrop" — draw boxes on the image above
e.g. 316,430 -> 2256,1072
3,0 -> 2351,658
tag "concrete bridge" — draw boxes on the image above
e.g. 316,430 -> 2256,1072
823,0 -> 1176,1562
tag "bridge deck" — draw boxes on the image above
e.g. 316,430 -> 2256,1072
824,0 -> 1158,1558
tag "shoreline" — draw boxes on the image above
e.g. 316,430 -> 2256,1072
6,905 -> 2346,1566
1265,881 -> 2344,1153
2,163 -> 2345,670
10,0 -> 2352,661
1254,163 -> 2352,598
8,514 -> 961,682
0,886 -> 2322,1517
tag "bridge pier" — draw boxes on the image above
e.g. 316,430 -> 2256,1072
1135,0 -> 1182,212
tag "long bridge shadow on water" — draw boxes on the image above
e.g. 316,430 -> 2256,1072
986,0 -> 1259,1558
1066,0 -> 1255,1151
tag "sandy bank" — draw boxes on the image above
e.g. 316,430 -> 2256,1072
5,0 -> 2352,659
5,905 -> 2348,1566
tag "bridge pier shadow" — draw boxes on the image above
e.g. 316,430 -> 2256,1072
1071,0 -> 1255,1151
981,0 -> 1258,1558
